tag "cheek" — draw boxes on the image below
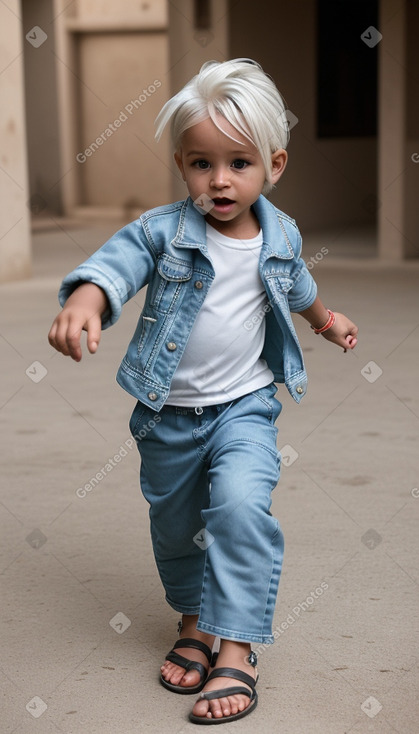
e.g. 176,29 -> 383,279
243,170 -> 264,190
188,171 -> 205,188
182,173 -> 202,197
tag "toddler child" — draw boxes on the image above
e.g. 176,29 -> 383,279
48,58 -> 358,724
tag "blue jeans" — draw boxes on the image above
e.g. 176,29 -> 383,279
129,382 -> 284,644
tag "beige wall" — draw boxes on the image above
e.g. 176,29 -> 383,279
76,30 -> 170,212
54,0 -> 170,218
229,0 -> 377,233
0,0 -> 31,282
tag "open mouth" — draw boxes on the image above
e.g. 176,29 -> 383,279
211,197 -> 236,213
213,197 -> 235,205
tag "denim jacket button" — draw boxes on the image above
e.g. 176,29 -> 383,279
296,386 -> 304,394
167,342 -> 177,351
148,391 -> 158,401
194,280 -> 203,289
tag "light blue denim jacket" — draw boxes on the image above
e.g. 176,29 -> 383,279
59,195 -> 317,410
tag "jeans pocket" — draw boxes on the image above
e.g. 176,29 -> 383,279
272,394 -> 282,423
251,383 -> 282,423
129,401 -> 148,438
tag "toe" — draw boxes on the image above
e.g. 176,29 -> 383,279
192,697 -> 211,719
236,693 -> 250,712
161,661 -> 201,688
179,669 -> 200,687
210,696 -> 230,718
227,695 -> 239,715
171,666 -> 188,685
161,662 -> 179,684
192,693 -> 250,720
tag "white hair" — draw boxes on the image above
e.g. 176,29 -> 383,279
155,58 -> 290,193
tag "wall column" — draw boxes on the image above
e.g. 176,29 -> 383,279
378,0 -> 411,259
0,0 -> 31,282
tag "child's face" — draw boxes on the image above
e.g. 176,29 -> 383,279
174,116 -> 286,236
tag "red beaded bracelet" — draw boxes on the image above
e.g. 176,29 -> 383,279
310,309 -> 335,334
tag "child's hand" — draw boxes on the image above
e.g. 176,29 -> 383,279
48,283 -> 108,362
320,312 -> 358,352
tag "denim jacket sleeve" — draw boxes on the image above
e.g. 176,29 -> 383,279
283,225 -> 317,313
287,257 -> 317,312
58,219 -> 157,329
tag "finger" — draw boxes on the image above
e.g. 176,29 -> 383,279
66,318 -> 83,361
48,321 -> 58,349
85,312 -> 102,354
52,317 -> 73,357
346,335 -> 357,349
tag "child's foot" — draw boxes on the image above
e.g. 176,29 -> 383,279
190,640 -> 257,721
160,614 -> 216,690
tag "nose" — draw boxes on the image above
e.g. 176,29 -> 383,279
210,166 -> 231,189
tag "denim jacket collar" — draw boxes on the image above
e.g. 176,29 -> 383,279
172,195 -> 295,261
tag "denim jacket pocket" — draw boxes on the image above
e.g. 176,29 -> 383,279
137,314 -> 157,357
149,254 -> 193,313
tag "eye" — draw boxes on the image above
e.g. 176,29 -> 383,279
232,159 -> 249,170
193,159 -> 210,170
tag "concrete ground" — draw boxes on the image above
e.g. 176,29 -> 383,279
1,217 -> 418,734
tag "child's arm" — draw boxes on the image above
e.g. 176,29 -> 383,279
298,296 -> 358,352
48,282 -> 109,361
49,216 -> 158,360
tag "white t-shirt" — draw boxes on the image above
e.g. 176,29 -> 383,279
166,222 -> 274,406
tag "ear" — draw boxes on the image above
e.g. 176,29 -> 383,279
174,151 -> 185,180
270,149 -> 288,186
